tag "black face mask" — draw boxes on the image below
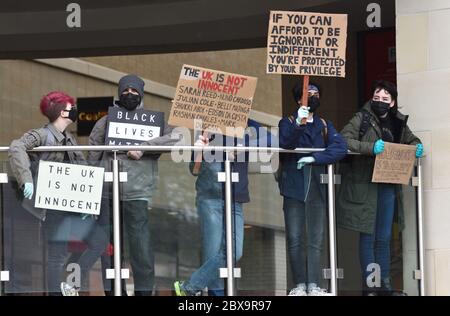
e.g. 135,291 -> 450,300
308,96 -> 320,112
119,93 -> 141,111
371,100 -> 391,117
63,108 -> 78,122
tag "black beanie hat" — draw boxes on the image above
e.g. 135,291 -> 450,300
118,74 -> 145,98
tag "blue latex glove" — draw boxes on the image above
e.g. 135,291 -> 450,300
23,182 -> 34,200
296,106 -> 310,125
297,157 -> 315,170
416,143 -> 424,158
373,139 -> 385,155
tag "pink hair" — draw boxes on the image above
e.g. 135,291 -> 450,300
39,91 -> 75,122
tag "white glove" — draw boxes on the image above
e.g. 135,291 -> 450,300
297,157 -> 315,170
296,106 -> 310,125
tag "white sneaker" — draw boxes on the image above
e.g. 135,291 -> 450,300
308,286 -> 328,296
288,285 -> 307,296
60,282 -> 79,296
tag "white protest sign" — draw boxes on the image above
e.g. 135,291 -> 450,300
34,161 -> 105,215
105,107 -> 165,145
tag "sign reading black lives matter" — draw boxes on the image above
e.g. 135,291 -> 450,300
34,161 -> 105,215
168,64 -> 257,138
105,107 -> 165,145
267,11 -> 348,77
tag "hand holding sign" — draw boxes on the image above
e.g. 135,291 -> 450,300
195,134 -> 210,147
416,143 -> 424,158
296,106 -> 310,125
23,182 -> 34,200
127,150 -> 144,160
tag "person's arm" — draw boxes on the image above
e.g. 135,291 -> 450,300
403,124 -> 421,145
311,121 -> 348,165
141,122 -> 185,147
340,112 -> 375,156
87,117 -> 107,164
127,122 -> 186,160
278,116 -> 305,149
8,129 -> 45,188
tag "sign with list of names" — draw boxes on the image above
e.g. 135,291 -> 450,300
168,64 -> 257,138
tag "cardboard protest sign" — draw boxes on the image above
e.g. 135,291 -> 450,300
168,64 -> 258,138
34,161 -> 105,215
267,11 -> 347,77
372,143 -> 416,185
105,107 -> 165,145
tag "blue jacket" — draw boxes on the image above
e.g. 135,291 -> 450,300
278,113 -> 347,202
190,119 -> 273,203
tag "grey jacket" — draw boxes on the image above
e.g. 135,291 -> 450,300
8,123 -> 86,220
87,104 -> 184,201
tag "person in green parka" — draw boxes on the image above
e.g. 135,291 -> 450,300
336,80 -> 423,296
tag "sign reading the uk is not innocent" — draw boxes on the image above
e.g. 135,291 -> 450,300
106,107 -> 165,145
34,161 -> 105,215
168,64 -> 257,138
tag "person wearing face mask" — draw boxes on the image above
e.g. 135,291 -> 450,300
336,80 -> 423,296
87,74 -> 184,296
278,83 -> 347,296
8,91 -> 93,295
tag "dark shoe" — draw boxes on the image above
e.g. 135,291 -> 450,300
380,278 -> 407,296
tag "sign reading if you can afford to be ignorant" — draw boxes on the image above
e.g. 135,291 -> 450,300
34,161 -> 105,215
267,11 -> 348,77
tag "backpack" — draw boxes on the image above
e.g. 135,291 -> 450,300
358,109 -> 372,141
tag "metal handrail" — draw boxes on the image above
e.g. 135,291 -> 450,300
0,145 -> 363,155
0,144 -> 425,296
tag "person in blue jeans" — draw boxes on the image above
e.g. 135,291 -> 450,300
174,119 -> 272,296
278,83 -> 347,296
337,80 -> 423,295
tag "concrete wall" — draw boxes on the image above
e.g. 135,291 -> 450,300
396,0 -> 450,296
83,48 -> 282,118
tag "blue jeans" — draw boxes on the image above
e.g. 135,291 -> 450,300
45,211 -> 110,294
44,212 -> 73,295
360,184 -> 396,285
183,199 -> 244,296
282,177 -> 326,286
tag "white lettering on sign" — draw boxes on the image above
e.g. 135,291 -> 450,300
35,161 -> 104,215
107,122 -> 161,142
